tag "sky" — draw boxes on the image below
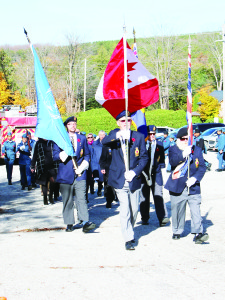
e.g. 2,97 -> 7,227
1,0 -> 225,47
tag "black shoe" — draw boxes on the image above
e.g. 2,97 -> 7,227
21,186 -> 25,190
131,239 -> 135,244
172,234 -> 180,240
49,195 -> 54,204
8,180 -> 12,185
32,183 -> 37,188
28,185 -> 32,191
66,224 -> 74,232
106,203 -> 111,208
125,241 -> 135,250
216,169 -> 222,172
82,222 -> 96,233
90,190 -> 95,194
97,191 -> 102,197
195,233 -> 209,244
160,217 -> 170,227
142,220 -> 149,225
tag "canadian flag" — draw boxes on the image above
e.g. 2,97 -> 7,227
95,38 -> 159,119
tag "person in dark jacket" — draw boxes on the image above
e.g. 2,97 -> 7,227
99,145 -> 117,208
140,125 -> 169,227
16,134 -> 32,190
193,128 -> 211,171
86,133 -> 95,200
91,130 -> 106,196
31,138 -> 59,205
2,132 -> 16,185
102,111 -> 148,250
53,116 -> 96,233
164,127 -> 209,244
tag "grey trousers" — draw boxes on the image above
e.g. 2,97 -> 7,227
115,183 -> 140,243
170,187 -> 203,235
60,180 -> 89,225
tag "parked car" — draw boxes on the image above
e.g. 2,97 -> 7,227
201,127 -> 224,150
155,126 -> 175,138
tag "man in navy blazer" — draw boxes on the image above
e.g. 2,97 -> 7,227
102,111 -> 148,250
140,125 -> 169,227
53,116 -> 96,233
164,127 -> 209,244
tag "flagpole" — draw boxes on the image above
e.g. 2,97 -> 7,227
123,24 -> 129,171
187,36 -> 192,194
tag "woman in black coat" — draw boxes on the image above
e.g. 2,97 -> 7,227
31,138 -> 59,205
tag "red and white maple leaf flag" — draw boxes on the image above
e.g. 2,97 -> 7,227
95,38 -> 159,119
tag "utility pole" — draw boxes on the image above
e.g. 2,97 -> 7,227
223,24 -> 225,124
215,24 -> 225,123
84,58 -> 86,112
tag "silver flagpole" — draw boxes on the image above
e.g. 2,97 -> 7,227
123,24 -> 129,171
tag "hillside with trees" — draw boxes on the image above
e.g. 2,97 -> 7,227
0,30 -> 223,122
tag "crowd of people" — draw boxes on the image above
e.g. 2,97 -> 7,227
3,114 -> 216,249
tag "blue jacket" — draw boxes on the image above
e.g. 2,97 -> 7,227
102,129 -> 148,191
16,141 -> 32,165
53,133 -> 90,184
2,140 -> 16,160
164,145 -> 206,195
141,140 -> 165,186
215,134 -> 225,152
91,139 -> 104,182
162,136 -> 170,155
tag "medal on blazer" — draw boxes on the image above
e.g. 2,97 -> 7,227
80,149 -> 83,157
135,147 -> 139,157
195,158 -> 199,168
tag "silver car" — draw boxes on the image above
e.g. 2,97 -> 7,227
202,127 -> 224,150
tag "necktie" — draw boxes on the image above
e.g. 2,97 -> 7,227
71,136 -> 75,152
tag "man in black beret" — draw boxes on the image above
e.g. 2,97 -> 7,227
53,116 -> 96,233
102,110 -> 148,250
164,127 -> 209,244
140,125 -> 170,227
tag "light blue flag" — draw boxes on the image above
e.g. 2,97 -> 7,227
31,45 -> 75,156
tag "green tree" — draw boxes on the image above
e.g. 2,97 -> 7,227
0,49 -> 17,91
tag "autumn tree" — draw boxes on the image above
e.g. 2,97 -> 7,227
0,72 -> 12,106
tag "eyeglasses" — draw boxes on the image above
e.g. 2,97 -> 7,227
180,137 -> 188,141
87,136 -> 93,139
119,119 -> 132,123
148,133 -> 156,135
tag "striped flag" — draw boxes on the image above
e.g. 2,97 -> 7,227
130,38 -> 148,138
186,42 -> 193,146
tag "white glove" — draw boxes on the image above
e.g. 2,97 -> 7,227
116,129 -> 130,140
75,160 -> 89,175
183,146 -> 192,158
20,145 -> 25,151
124,170 -> 136,182
186,177 -> 197,187
59,151 -> 68,162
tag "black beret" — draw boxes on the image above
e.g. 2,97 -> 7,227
147,125 -> 157,132
194,128 -> 200,133
116,110 -> 130,120
177,127 -> 188,139
64,116 -> 77,126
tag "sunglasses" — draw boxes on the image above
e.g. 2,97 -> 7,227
119,119 -> 132,123
148,133 -> 156,135
180,137 -> 188,141
87,136 -> 93,139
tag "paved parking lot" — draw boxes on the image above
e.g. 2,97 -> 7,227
0,151 -> 224,300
